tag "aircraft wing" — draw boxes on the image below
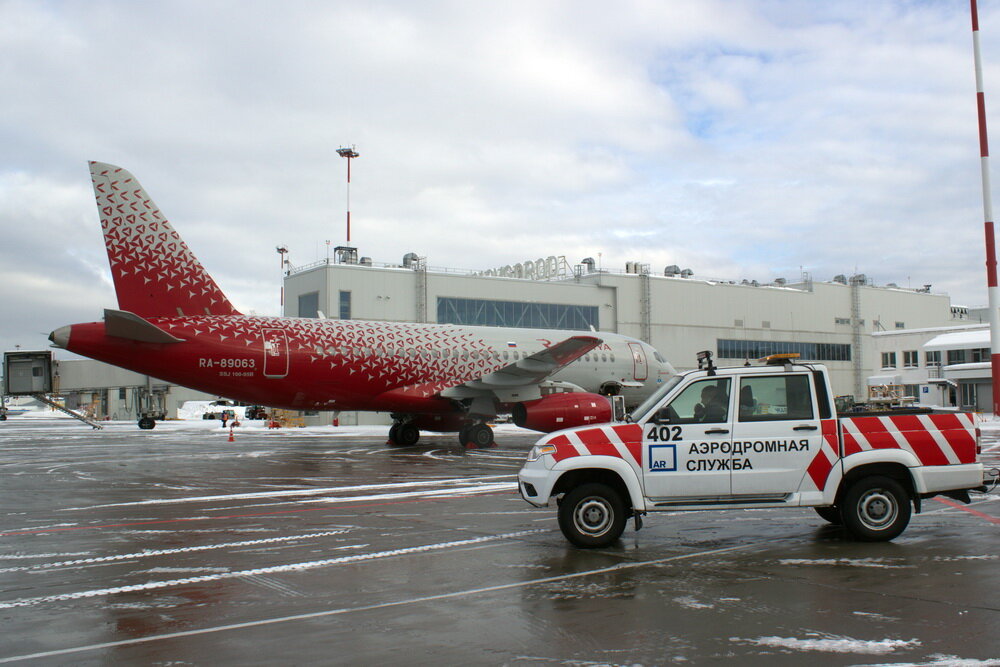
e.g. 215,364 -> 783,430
439,335 -> 602,403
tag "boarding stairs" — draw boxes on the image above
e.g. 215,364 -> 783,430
31,393 -> 104,429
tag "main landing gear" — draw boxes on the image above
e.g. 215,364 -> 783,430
386,418 -> 496,449
387,421 -> 420,447
459,422 -> 495,449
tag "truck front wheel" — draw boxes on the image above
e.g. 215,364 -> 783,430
841,476 -> 911,541
558,483 -> 626,548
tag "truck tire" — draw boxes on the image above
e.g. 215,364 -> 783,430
841,476 -> 911,541
814,506 -> 841,524
558,482 -> 626,548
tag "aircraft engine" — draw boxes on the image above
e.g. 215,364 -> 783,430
511,393 -> 612,433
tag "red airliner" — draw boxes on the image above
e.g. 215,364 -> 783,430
50,162 -> 675,447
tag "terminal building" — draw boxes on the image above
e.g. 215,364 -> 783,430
284,248 -> 978,416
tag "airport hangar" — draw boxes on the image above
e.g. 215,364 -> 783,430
32,251 -> 977,425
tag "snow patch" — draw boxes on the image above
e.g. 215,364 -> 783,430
778,558 -> 913,569
734,634 -> 920,655
673,595 -> 714,609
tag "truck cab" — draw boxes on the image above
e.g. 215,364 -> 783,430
518,352 -> 985,547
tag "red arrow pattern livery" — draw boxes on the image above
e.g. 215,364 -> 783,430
51,162 -> 676,446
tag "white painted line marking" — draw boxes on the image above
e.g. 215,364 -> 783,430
0,530 -> 353,574
0,529 -> 545,609
65,475 -> 517,509
0,543 -> 752,663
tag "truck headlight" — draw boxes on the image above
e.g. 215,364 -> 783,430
527,444 -> 556,462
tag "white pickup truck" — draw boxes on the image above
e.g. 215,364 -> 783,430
518,353 -> 986,547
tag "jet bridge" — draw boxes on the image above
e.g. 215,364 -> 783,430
3,350 -> 103,429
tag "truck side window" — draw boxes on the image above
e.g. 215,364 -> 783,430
656,377 -> 731,424
738,375 -> 814,421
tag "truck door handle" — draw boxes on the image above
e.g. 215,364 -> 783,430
793,425 -> 818,431
704,428 -> 729,435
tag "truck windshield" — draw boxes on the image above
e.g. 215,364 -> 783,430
629,375 -> 683,422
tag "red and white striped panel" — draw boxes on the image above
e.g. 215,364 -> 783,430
544,424 -> 643,467
841,413 -> 978,466
805,418 -> 841,491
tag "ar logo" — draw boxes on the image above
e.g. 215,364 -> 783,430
648,444 -> 677,472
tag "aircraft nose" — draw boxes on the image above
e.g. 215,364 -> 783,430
49,325 -> 71,349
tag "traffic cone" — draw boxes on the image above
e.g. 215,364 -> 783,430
228,427 -> 235,442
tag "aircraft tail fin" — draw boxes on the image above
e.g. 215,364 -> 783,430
89,161 -> 241,318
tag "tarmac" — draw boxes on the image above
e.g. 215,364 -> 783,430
0,417 -> 998,665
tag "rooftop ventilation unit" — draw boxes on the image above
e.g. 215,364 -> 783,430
774,277 -> 786,286
833,274 -> 847,284
360,256 -> 373,266
680,268 -> 694,278
664,265 -> 680,277
402,252 -> 419,269
581,257 -> 596,273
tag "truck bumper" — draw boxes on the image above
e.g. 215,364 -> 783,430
518,462 -> 556,508
912,463 -> 984,495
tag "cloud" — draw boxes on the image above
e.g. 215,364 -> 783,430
1,0 -> 998,355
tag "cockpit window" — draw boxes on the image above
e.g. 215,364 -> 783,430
653,351 -> 667,363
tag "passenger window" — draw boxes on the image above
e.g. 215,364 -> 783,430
654,378 -> 731,425
737,375 -> 814,421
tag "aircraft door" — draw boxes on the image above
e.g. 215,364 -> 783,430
262,328 -> 290,378
629,343 -> 648,381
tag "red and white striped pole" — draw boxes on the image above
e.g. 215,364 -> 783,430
971,0 -> 1000,416
337,146 -> 360,245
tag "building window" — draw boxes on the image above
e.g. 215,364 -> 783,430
903,384 -> 920,399
961,383 -> 978,408
339,291 -> 351,320
437,297 -> 598,330
925,350 -> 941,366
947,349 -> 967,365
971,347 -> 990,363
902,350 -> 918,368
895,321 -> 905,329
118,388 -> 126,400
835,317 -> 851,325
717,339 -> 851,362
881,352 -> 897,369
298,291 -> 319,319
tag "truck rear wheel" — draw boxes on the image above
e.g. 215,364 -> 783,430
558,482 -> 626,548
841,476 -> 911,541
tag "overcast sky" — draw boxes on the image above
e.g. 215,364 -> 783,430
3,0 -> 1000,355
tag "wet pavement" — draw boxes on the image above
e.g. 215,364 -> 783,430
0,418 -> 998,665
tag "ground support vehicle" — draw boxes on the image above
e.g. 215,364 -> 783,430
518,353 -> 986,547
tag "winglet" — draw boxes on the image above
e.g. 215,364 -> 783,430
89,161 -> 241,318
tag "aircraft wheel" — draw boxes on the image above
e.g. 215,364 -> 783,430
388,423 -> 400,444
464,423 -> 494,449
138,417 -> 156,430
0,414 -> 7,421
458,424 -> 471,446
392,423 -> 420,447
